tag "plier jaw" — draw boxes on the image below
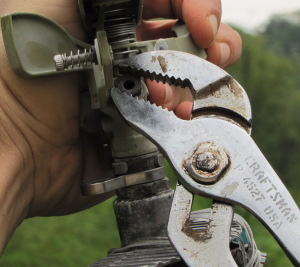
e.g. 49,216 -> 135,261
117,50 -> 252,132
112,50 -> 300,266
168,184 -> 238,267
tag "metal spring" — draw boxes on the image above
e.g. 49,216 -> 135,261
106,24 -> 136,45
104,7 -> 138,59
54,48 -> 94,71
64,49 -> 94,68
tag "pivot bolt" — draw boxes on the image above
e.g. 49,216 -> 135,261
195,152 -> 218,172
186,142 -> 229,184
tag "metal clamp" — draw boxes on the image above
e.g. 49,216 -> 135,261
81,167 -> 165,195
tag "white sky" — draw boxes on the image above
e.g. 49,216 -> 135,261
222,0 -> 300,31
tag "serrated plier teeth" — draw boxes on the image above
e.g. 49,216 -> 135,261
118,50 -> 252,127
118,50 -> 229,94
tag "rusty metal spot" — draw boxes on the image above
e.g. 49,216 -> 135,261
158,56 -> 167,73
151,56 -> 157,63
181,218 -> 214,243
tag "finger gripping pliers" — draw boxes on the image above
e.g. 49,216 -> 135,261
111,50 -> 300,266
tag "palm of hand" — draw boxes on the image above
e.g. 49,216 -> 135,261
0,0 -> 107,217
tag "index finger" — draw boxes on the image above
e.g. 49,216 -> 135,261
142,0 -> 222,48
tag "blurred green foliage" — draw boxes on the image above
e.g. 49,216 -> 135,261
264,11 -> 300,60
1,197 -> 120,266
2,15 -> 300,267
229,30 -> 300,191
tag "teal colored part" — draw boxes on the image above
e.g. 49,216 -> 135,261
1,13 -> 89,78
232,228 -> 250,245
241,229 -> 250,244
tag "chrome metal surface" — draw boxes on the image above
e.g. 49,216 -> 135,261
112,48 -> 300,265
118,50 -> 252,127
195,152 -> 218,172
104,8 -> 136,46
190,210 -> 266,266
185,142 -> 229,184
168,184 -> 237,266
81,167 -> 165,195
111,88 -> 300,265
104,6 -> 139,61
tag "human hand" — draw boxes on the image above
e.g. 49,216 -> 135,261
137,0 -> 242,119
0,0 -> 115,253
0,0 -> 242,253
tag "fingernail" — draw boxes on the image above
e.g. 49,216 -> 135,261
208,14 -> 218,39
219,43 -> 231,67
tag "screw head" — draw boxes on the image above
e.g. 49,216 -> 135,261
195,152 -> 218,172
185,142 -> 229,184
54,54 -> 65,71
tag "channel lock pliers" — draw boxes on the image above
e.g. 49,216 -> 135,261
111,50 -> 300,266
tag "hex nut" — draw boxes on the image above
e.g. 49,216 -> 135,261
195,152 -> 219,172
186,142 -> 229,184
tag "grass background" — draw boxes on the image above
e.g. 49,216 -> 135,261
1,197 -> 120,267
